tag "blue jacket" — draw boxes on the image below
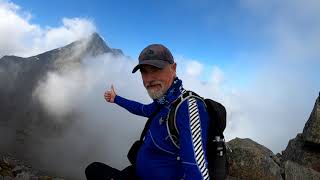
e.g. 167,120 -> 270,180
114,79 -> 210,180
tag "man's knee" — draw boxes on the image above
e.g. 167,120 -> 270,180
85,162 -> 104,177
85,162 -> 120,180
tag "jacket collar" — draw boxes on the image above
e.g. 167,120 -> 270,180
156,77 -> 184,106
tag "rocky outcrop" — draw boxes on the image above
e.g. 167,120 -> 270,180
283,160 -> 320,180
281,94 -> 320,173
227,138 -> 282,180
227,93 -> 320,179
281,133 -> 320,172
302,94 -> 320,144
0,154 -> 63,180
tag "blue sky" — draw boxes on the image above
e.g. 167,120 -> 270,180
12,0 -> 319,87
10,0 -> 272,87
12,0 -> 261,64
1,0 -> 320,154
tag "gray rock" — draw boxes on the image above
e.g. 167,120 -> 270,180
14,172 -> 32,180
0,155 -> 63,179
302,95 -> 320,144
284,160 -> 320,180
3,176 -> 12,180
226,175 -> 241,180
282,133 -> 320,172
227,138 -> 283,180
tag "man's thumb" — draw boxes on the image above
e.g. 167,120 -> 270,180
111,84 -> 115,92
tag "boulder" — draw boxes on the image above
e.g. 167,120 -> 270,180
226,175 -> 241,180
281,133 -> 320,172
227,138 -> 282,180
302,94 -> 320,145
283,160 -> 320,180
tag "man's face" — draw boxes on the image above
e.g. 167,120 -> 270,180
140,63 -> 177,99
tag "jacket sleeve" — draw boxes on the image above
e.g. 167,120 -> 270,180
176,97 -> 210,180
114,95 -> 157,118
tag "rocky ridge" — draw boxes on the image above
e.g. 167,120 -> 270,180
226,94 -> 320,179
0,154 -> 63,180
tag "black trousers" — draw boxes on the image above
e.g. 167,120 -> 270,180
85,162 -> 138,180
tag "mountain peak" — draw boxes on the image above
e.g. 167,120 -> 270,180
302,92 -> 320,144
83,32 -> 123,56
90,32 -> 104,43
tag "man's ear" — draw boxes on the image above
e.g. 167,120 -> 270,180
171,63 -> 177,72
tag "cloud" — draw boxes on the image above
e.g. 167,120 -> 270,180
34,70 -> 89,119
176,56 -> 203,78
36,18 -> 96,53
180,0 -> 320,153
0,0 -> 96,58
226,0 -> 320,152
30,51 -> 153,179
241,0 -> 320,63
210,66 -> 224,85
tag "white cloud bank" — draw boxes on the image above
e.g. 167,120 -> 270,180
0,0 -> 96,57
179,0 -> 320,153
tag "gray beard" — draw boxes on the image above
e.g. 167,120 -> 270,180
147,88 -> 165,100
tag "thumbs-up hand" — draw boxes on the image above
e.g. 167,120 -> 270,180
104,84 -> 116,103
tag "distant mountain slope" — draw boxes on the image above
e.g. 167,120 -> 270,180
0,32 -> 123,155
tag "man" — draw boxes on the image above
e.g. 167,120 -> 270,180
86,44 -> 210,180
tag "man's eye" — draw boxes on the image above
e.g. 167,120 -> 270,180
151,67 -> 160,72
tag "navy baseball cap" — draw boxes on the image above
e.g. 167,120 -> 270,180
132,44 -> 174,73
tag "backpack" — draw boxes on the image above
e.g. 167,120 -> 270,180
127,90 -> 228,180
167,90 -> 228,180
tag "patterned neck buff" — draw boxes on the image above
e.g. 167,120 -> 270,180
156,77 -> 184,106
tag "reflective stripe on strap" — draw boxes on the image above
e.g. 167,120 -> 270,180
188,97 -> 209,180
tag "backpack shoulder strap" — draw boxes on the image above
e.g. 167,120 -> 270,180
127,106 -> 162,165
139,106 -> 162,141
167,90 -> 205,148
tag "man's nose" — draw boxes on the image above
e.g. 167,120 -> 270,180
143,73 -> 155,84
